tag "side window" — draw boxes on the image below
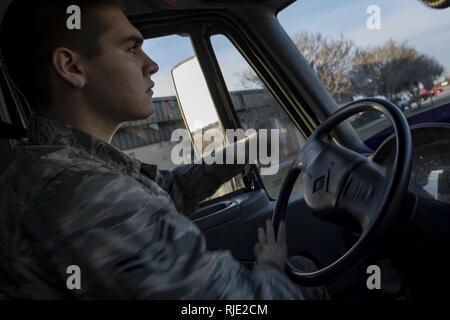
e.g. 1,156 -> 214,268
111,34 -> 244,199
210,34 -> 306,199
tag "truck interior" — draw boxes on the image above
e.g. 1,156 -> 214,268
1,0 -> 449,300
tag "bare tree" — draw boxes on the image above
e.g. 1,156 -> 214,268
238,31 -> 355,102
238,33 -> 444,105
238,68 -> 264,89
292,32 -> 355,102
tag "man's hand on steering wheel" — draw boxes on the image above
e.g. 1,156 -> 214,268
254,220 -> 288,271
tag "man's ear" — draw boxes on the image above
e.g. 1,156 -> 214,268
51,47 -> 86,88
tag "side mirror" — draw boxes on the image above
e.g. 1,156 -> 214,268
171,56 -> 278,176
171,56 -> 225,157
171,56 -> 246,196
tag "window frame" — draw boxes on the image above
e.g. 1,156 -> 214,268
134,14 -> 262,198
133,11 -> 317,199
205,31 -> 310,199
208,8 -> 368,153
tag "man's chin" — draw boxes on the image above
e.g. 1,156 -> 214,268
144,103 -> 155,119
132,103 -> 155,120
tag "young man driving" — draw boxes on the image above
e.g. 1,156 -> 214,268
0,0 -> 326,299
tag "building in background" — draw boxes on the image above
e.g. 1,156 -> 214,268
112,89 -> 305,170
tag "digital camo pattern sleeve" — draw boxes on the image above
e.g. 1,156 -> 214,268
27,164 -> 303,299
155,163 -> 248,216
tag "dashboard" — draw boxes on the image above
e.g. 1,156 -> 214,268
372,123 -> 450,204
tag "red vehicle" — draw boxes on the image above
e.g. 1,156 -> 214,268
419,88 -> 431,100
430,85 -> 443,96
419,86 -> 443,101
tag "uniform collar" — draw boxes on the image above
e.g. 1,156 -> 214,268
27,115 -> 158,180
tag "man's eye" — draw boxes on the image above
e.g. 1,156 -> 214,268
128,44 -> 140,53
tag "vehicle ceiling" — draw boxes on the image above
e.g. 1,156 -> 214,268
0,0 -> 295,23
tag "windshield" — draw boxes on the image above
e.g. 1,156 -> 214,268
278,0 -> 450,150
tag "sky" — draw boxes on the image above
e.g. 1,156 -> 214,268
145,0 -> 450,98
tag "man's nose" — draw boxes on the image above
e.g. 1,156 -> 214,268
144,55 -> 159,76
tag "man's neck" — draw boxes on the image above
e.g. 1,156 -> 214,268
36,108 -> 120,144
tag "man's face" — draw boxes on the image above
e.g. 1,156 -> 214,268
83,7 -> 159,122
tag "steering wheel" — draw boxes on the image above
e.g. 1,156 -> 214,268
272,98 -> 412,286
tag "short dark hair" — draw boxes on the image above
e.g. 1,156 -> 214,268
0,0 -> 122,108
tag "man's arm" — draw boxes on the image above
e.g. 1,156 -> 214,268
155,162 -> 247,216
28,165 -> 302,299
155,134 -> 260,215
155,136 -> 260,215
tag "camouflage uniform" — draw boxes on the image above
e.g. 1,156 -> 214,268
0,115 -> 304,299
